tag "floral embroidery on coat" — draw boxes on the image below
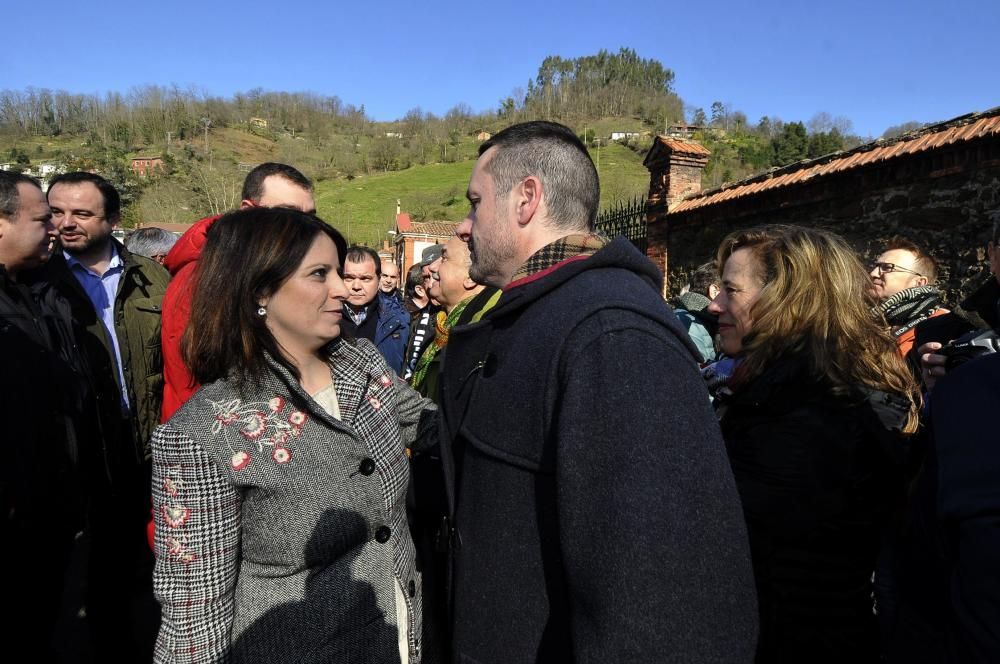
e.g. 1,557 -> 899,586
208,397 -> 307,469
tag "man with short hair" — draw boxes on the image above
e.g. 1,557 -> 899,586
161,162 -> 316,420
402,245 -> 442,379
380,258 -> 403,303
0,172 -> 89,655
439,121 -> 758,662
125,227 -> 178,265
870,237 -> 971,365
45,170 -> 170,659
403,263 -> 429,317
340,245 -> 409,374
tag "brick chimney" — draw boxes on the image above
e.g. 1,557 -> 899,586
643,137 -> 710,297
643,137 -> 710,213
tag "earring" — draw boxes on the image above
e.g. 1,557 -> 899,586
257,305 -> 267,317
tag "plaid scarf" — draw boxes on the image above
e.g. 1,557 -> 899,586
510,233 -> 608,283
874,285 -> 943,337
410,297 -> 472,391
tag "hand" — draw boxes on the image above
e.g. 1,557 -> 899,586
919,341 -> 947,392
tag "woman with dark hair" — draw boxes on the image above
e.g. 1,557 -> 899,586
707,225 -> 921,663
151,207 -> 434,663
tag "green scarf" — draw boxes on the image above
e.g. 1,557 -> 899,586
411,297 -> 472,391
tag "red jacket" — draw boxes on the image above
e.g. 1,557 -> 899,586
160,215 -> 220,422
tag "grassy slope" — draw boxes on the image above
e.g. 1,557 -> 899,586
315,141 -> 649,245
2,124 -> 650,244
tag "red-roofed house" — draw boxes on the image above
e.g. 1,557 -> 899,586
393,212 -> 459,275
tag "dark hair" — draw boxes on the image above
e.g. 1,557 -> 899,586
344,245 -> 382,277
404,264 -> 424,298
241,162 -> 313,202
479,121 -> 599,230
882,236 -> 937,282
688,261 -> 719,297
0,171 -> 42,217
47,172 -> 121,220
183,207 -> 347,386
125,227 -> 177,258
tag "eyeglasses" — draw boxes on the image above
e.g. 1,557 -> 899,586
869,261 -> 923,277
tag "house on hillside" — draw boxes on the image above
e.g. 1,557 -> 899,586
393,212 -> 459,275
249,117 -> 268,129
610,131 -> 640,141
640,107 -> 1000,302
131,156 -> 164,177
476,131 -> 492,141
34,163 -> 60,178
667,124 -> 701,138
385,132 -> 403,139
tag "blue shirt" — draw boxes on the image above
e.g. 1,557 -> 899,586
65,246 -> 130,411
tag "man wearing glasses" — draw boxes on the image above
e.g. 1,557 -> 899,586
869,238 -> 969,363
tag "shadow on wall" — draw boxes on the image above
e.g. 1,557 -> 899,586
227,508 -> 401,664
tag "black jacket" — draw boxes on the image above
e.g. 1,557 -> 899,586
438,238 -> 758,664
718,356 -> 911,664
0,266 -> 94,645
888,352 -> 1000,663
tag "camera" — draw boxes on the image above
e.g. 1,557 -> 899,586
937,329 -> 1000,371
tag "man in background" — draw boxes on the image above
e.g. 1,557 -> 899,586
403,244 -> 442,379
161,162 -> 315,420
125,227 -> 178,265
380,258 -> 404,304
46,171 -> 170,660
340,245 -> 410,374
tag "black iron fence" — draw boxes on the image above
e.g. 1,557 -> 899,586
595,195 -> 648,254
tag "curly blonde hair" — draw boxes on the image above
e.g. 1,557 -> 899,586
717,224 -> 921,433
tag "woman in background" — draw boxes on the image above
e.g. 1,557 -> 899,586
707,225 -> 921,663
151,208 -> 434,663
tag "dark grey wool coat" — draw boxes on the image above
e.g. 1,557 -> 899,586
438,237 -> 759,663
151,338 -> 435,663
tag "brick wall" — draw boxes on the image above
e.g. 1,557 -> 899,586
647,134 -> 1000,306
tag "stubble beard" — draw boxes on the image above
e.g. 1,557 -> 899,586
467,234 -> 514,287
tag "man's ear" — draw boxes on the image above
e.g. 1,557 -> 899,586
514,176 -> 542,227
463,275 -> 477,291
708,284 -> 720,300
240,199 -> 256,209
915,275 -> 929,288
109,213 -> 121,229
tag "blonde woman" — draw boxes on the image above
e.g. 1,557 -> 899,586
707,225 -> 920,664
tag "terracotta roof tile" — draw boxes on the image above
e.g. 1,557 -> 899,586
406,220 -> 459,237
669,107 -> 1000,215
654,137 -> 712,156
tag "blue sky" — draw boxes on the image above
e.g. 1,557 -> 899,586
4,0 -> 997,138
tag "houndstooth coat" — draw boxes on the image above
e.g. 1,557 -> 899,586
151,338 -> 435,663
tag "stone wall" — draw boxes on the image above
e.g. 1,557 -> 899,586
651,134 -> 1000,307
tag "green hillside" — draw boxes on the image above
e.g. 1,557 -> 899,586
316,141 -> 649,245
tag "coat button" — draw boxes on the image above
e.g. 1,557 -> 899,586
358,458 -> 376,476
375,526 -> 391,543
408,579 -> 415,597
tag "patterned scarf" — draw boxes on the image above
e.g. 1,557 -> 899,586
509,233 -> 608,283
874,285 -> 943,337
410,297 -> 472,391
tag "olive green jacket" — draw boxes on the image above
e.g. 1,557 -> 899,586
47,241 -> 170,464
